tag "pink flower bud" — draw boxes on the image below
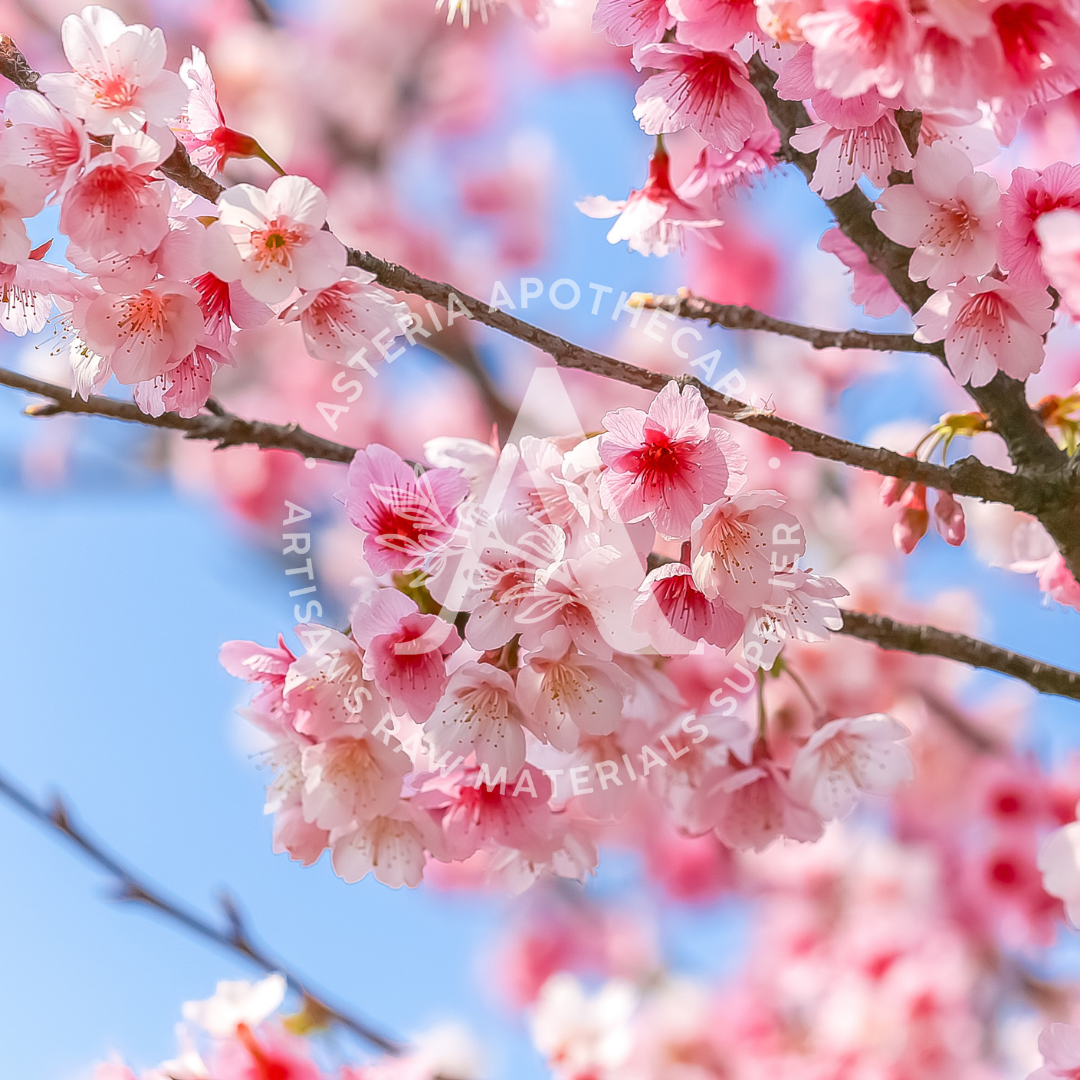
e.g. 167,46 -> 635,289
892,484 -> 928,555
933,489 -> 966,546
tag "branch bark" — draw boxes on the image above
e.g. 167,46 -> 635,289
838,610 -> 1080,701
0,367 -> 359,463
0,767 -> 405,1054
745,54 -> 1080,576
638,291 -> 940,355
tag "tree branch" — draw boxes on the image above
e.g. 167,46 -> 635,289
838,609 -> 1080,702
0,767 -> 405,1054
637,291 -> 940,355
0,367 -> 359,463
745,54 -> 1080,574
345,251 -> 1040,509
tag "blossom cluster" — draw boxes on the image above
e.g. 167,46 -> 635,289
0,6 -> 408,417
224,379 -> 913,888
575,0 -> 1080,392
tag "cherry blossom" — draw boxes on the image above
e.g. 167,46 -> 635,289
789,714 -> 912,818
913,276 -> 1054,386
819,226 -> 901,316
515,626 -> 629,748
330,807 -> 434,888
1035,207 -> 1080,316
1039,817 -> 1080,925
999,163 -> 1080,289
182,974 -> 286,1037
631,44 -> 773,152
592,0 -> 673,46
598,381 -> 738,540
874,143 -> 1001,289
280,268 -> 411,366
676,130 -> 780,203
351,588 -> 461,722
1027,1023 -> 1080,1080
300,729 -> 412,831
0,90 -> 88,197
173,47 -> 280,178
425,661 -> 533,773
59,132 -> 171,260
0,165 -> 45,265
669,0 -> 761,51
800,0 -> 915,98
790,111 -> 914,198
38,6 -> 186,137
632,562 -> 745,653
577,142 -> 724,256
76,279 -> 204,385
203,175 -> 347,304
345,444 -> 470,577
690,490 -> 805,612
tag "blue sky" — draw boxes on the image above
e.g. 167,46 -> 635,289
2,11 -> 1080,1079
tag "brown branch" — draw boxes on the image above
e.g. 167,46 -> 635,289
0,767 -> 405,1054
0,33 -> 40,90
638,291 -> 940,355
0,367 -> 358,463
746,55 -> 1080,574
345,250 -> 1039,510
839,609 -> 1080,702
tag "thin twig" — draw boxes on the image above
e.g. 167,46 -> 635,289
0,767 -> 405,1054
1,367 -> 358,463
638,291 -> 940,355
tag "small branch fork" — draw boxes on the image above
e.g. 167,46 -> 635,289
0,767 -> 405,1055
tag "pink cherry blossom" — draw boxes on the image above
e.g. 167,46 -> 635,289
577,143 -> 724,256
1027,1023 -> 1080,1080
741,570 -> 847,668
182,974 -> 285,1037
59,133 -> 171,259
38,6 -> 186,137
280,267 -> 411,366
191,272 -> 273,350
819,226 -> 902,316
351,588 -> 461,722
592,0 -> 673,46
999,163 -> 1080,289
690,490 -> 805,611
912,276 -> 1054,386
515,626 -> 629,749
1035,207 -> 1080,316
0,253 -> 86,337
631,43 -> 773,152
789,713 -> 912,819
703,759 -> 825,851
893,481 -> 929,553
598,381 -> 738,540
436,765 -> 558,862
800,0 -> 916,99
425,661 -> 532,774
631,562 -> 745,654
669,0 -> 761,52
300,729 -> 411,831
330,807 -> 433,888
344,443 -> 470,577
132,345 -> 226,420
874,144 -> 1000,289
790,111 -> 913,198
0,90 -> 88,197
1039,819 -> 1080,926
676,129 -> 780,203
76,279 -> 204,385
203,175 -> 346,304
0,165 -> 45,265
